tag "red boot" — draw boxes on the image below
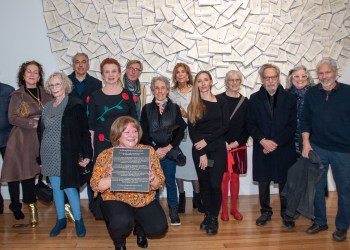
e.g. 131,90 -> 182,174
230,173 -> 243,220
220,172 -> 230,221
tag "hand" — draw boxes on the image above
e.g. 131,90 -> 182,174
260,139 -> 278,153
149,170 -> 159,188
195,139 -> 207,151
98,177 -> 111,192
179,106 -> 187,118
29,117 -> 39,128
227,141 -> 239,150
199,154 -> 208,170
79,158 -> 90,167
302,142 -> 313,158
156,145 -> 172,159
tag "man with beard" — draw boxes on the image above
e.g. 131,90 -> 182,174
247,63 -> 297,229
301,58 -> 350,242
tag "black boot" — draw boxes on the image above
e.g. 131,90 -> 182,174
206,215 -> 218,235
0,192 -> 3,214
178,192 -> 186,213
133,224 -> 148,248
200,212 -> 210,230
193,192 -> 205,213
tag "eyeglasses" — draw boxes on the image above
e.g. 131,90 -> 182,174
228,79 -> 241,83
127,67 -> 142,73
292,75 -> 308,80
263,75 -> 279,81
48,82 -> 63,89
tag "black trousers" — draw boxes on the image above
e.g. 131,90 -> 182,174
8,177 -> 36,212
258,181 -> 287,218
101,199 -> 168,247
192,140 -> 226,217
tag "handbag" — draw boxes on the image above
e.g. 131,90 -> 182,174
16,100 -> 30,118
34,174 -> 53,203
166,146 -> 186,166
228,147 -> 248,174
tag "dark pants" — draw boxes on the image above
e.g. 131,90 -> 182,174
101,200 -> 168,247
192,141 -> 226,217
258,181 -> 287,218
8,177 -> 36,212
0,146 -> 5,212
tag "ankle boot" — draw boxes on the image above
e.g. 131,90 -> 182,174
75,218 -> 86,237
200,211 -> 210,230
230,173 -> 243,221
10,203 -> 24,220
220,172 -> 229,221
178,192 -> 186,213
50,218 -> 67,237
206,215 -> 219,235
28,203 -> 38,227
65,204 -> 75,223
193,192 -> 205,213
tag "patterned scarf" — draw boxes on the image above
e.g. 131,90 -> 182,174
155,98 -> 168,115
123,74 -> 141,120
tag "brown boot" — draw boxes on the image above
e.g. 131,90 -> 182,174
230,173 -> 243,220
28,203 -> 38,227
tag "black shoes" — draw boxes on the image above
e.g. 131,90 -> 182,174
283,219 -> 295,229
115,245 -> 126,250
256,213 -> 272,227
193,192 -> 205,213
178,192 -> 186,214
169,206 -> 181,226
13,210 -> 25,220
200,212 -> 210,230
333,228 -> 347,242
206,216 -> 218,235
306,223 -> 328,234
133,226 -> 148,248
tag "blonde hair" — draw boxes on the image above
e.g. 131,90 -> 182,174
188,71 -> 213,125
44,72 -> 72,94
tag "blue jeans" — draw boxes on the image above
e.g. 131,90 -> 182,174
160,158 -> 178,207
312,144 -> 350,230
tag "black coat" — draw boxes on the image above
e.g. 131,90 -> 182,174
246,85 -> 297,183
38,96 -> 93,189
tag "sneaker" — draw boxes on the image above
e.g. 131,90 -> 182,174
169,206 -> 181,226
333,228 -> 347,242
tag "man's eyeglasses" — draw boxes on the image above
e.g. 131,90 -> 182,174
48,82 -> 63,89
127,67 -> 142,73
263,75 -> 279,81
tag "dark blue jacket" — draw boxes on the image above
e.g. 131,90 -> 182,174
281,151 -> 324,219
68,72 -> 102,104
301,82 -> 350,153
0,83 -> 15,147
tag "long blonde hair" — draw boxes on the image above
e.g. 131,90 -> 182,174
188,71 -> 212,125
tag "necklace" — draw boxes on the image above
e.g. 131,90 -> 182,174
26,87 -> 44,109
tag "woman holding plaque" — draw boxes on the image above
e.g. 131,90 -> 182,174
90,116 -> 168,250
141,76 -> 187,226
1,60 -> 51,226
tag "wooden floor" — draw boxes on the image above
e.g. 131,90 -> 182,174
0,192 -> 348,250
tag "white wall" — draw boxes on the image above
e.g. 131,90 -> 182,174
0,0 -> 341,199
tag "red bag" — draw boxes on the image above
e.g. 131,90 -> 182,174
227,146 -> 247,174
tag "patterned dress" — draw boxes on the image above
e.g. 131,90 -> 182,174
169,87 -> 198,180
88,89 -> 137,162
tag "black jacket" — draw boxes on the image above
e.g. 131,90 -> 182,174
281,150 -> 324,219
38,96 -> 93,189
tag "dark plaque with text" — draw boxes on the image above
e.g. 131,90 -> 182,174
111,148 -> 150,192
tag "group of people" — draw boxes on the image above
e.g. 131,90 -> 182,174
0,55 -> 349,249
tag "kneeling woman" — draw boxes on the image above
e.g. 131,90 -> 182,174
39,72 -> 92,237
90,116 -> 168,250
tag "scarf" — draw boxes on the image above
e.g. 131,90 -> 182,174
123,74 -> 141,120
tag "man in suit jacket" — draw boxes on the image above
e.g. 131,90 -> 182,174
247,63 -> 297,229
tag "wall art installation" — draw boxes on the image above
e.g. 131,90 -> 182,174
43,0 -> 350,96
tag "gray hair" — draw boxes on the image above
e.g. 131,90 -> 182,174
259,63 -> 280,81
72,52 -> 89,64
224,70 -> 243,89
45,72 -> 73,94
286,65 -> 314,89
150,76 -> 170,92
316,57 -> 338,72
